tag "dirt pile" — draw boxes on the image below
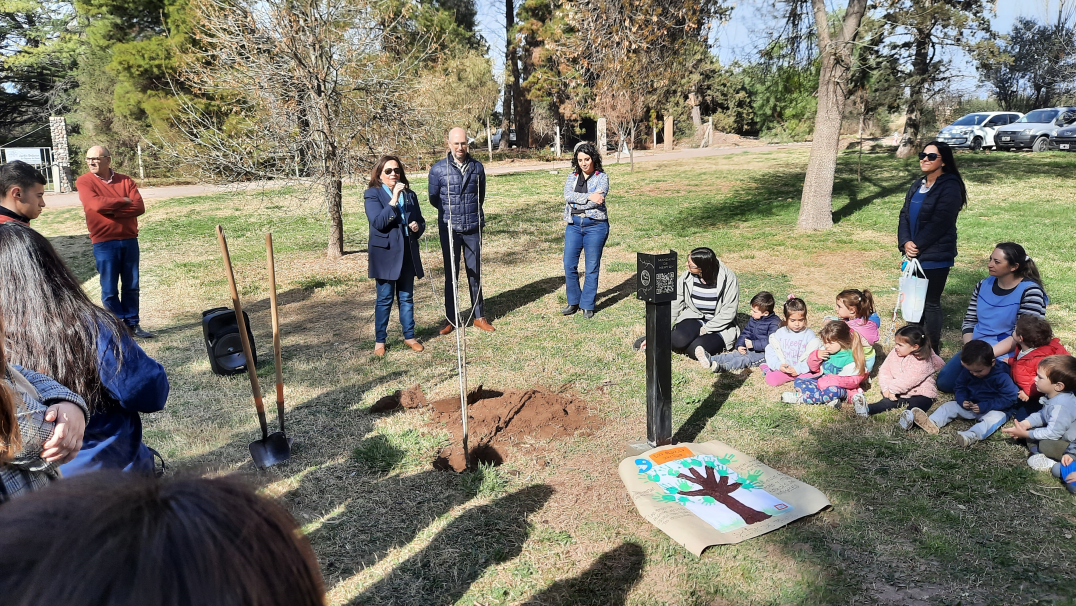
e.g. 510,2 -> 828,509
372,384 -> 597,472
369,384 -> 427,413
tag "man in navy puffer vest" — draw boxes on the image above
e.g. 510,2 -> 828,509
428,127 -> 494,334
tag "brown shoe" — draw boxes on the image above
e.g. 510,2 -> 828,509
439,323 -> 454,335
374,343 -> 386,356
404,339 -> 424,352
912,408 -> 939,434
473,317 -> 495,332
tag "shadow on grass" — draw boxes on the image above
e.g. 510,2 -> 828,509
520,542 -> 645,606
595,275 -> 636,313
49,233 -> 96,283
831,173 -> 907,224
757,421 -> 1076,604
485,275 -> 566,322
347,484 -> 554,606
673,371 -> 750,443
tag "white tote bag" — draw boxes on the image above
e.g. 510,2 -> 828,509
898,258 -> 928,323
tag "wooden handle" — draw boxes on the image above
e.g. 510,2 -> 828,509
216,225 -> 265,417
266,233 -> 283,406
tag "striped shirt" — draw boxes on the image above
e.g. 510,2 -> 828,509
690,276 -> 719,320
961,279 -> 1047,334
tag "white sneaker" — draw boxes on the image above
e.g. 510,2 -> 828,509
781,391 -> 800,404
898,409 -> 915,430
954,431 -> 979,448
823,399 -> 842,409
851,393 -> 868,417
694,346 -> 711,369
1027,453 -> 1055,472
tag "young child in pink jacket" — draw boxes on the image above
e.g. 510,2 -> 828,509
854,325 -> 944,423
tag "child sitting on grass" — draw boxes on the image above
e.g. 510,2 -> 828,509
833,288 -> 879,372
909,340 -> 1018,447
761,296 -> 819,387
854,324 -> 944,421
1056,450 -> 1076,494
1001,355 -> 1076,471
697,291 -> 780,373
781,320 -> 867,407
1006,315 -> 1069,421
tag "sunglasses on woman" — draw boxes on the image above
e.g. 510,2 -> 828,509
917,152 -> 939,161
383,167 -> 401,175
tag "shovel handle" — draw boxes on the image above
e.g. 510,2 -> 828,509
216,226 -> 267,431
266,234 -> 284,398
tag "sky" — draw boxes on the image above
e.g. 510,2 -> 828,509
475,0 -> 1073,97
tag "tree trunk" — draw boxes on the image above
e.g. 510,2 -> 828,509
499,0 -> 514,151
895,23 -> 932,159
326,175 -> 343,259
797,0 -> 868,231
676,467 -> 772,525
510,3 -> 529,148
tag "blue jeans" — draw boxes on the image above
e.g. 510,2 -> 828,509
936,355 -> 963,393
93,238 -> 140,326
374,254 -> 416,343
563,216 -> 609,310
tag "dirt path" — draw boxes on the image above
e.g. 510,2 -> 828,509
44,142 -> 812,210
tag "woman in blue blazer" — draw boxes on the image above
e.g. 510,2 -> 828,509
364,155 -> 426,356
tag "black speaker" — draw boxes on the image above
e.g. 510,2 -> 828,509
202,307 -> 257,376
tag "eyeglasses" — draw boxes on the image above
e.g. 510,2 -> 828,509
86,157 -> 109,162
382,167 -> 400,175
917,152 -> 939,161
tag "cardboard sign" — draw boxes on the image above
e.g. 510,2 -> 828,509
620,441 -> 831,555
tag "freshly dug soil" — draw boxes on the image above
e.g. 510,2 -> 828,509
369,384 -> 427,413
429,385 -> 596,472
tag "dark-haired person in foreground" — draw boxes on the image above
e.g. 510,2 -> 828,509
561,142 -> 609,319
0,473 -> 326,606
0,222 -> 168,476
76,145 -> 154,339
0,160 -> 47,224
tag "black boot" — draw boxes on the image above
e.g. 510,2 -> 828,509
561,304 -> 579,316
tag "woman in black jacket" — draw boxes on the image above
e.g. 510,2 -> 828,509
897,141 -> 967,353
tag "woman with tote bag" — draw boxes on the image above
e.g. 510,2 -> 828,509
897,141 -> 968,353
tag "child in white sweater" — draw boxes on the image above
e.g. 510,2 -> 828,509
1002,355 -> 1076,474
761,296 -> 819,387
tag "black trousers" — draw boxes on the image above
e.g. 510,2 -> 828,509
671,319 -> 726,356
866,394 -> 933,416
439,223 -> 484,322
912,266 -> 950,354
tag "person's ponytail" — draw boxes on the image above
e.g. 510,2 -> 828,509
0,316 -> 22,462
996,242 -> 1044,289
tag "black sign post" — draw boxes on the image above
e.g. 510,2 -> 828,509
637,250 -> 677,447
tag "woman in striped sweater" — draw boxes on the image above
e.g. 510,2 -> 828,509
668,247 -> 740,357
936,242 -> 1048,393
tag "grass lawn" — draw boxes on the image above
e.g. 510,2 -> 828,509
35,147 -> 1076,605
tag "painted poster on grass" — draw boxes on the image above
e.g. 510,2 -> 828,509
618,441 -> 830,555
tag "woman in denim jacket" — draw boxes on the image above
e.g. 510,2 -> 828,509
561,143 -> 610,319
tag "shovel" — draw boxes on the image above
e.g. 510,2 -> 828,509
216,225 -> 291,468
265,233 -> 292,450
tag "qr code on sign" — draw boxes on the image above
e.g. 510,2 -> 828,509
656,272 -> 675,295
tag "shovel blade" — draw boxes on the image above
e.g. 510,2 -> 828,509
249,431 -> 291,468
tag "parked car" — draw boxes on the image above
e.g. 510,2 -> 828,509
1051,122 -> 1076,151
994,107 -> 1076,152
936,111 -> 1023,150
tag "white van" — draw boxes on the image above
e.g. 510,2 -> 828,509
936,112 -> 1023,151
